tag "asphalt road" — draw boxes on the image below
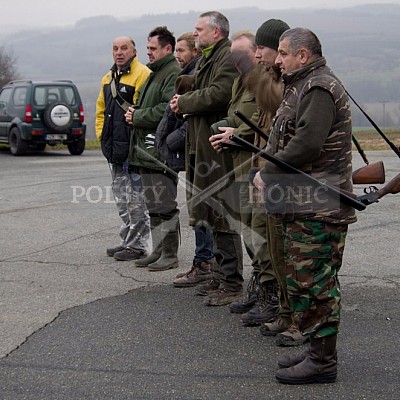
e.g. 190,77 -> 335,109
0,147 -> 399,399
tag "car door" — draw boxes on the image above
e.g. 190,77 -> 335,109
0,87 -> 13,140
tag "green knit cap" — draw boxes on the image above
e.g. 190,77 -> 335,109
255,19 -> 290,50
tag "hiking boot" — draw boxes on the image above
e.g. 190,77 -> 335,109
114,248 -> 147,261
229,272 -> 259,314
106,245 -> 125,257
276,324 -> 310,346
195,279 -> 220,296
173,262 -> 212,287
241,281 -> 279,326
204,288 -> 243,306
260,317 -> 291,336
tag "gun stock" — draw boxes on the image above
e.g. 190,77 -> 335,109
352,161 -> 385,185
357,173 -> 400,205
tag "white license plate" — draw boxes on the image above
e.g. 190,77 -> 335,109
46,134 -> 67,140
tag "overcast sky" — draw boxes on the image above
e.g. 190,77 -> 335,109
3,0 -> 399,28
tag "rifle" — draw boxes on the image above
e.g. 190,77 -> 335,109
357,173 -> 400,205
233,110 -> 399,208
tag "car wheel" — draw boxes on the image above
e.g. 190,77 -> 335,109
9,127 -> 28,156
67,138 -> 85,155
43,101 -> 73,132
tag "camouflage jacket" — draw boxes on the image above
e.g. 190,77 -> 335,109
261,57 -> 357,224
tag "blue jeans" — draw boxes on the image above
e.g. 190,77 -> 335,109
193,225 -> 213,264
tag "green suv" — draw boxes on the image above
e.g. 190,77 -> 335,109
0,80 -> 86,155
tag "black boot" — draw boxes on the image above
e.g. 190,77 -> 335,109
229,272 -> 259,314
241,281 -> 279,326
276,335 -> 338,384
147,216 -> 179,271
134,216 -> 162,267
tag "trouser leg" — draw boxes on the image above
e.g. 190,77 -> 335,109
213,230 -> 243,292
284,220 -> 348,338
110,162 -> 149,251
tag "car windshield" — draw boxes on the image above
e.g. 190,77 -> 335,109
33,85 -> 76,107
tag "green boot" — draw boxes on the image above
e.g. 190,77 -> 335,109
147,217 -> 179,271
134,216 -> 162,268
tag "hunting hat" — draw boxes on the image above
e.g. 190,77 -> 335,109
255,19 -> 290,50
174,74 -> 195,95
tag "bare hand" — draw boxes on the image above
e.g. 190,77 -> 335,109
253,171 -> 266,192
170,94 -> 181,113
125,106 -> 134,125
209,127 -> 235,153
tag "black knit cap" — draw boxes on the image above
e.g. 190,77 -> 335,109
255,19 -> 290,50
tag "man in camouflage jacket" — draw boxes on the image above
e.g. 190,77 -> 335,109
254,27 -> 356,385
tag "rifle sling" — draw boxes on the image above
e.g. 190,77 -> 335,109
345,89 -> 400,159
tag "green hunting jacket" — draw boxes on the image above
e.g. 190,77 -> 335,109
177,38 -> 240,232
128,54 -> 180,170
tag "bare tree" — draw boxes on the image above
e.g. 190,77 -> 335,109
0,46 -> 21,89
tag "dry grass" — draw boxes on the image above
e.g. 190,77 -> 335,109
352,129 -> 400,151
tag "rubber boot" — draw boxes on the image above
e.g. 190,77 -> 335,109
134,216 -> 162,267
275,335 -> 338,384
147,217 -> 179,271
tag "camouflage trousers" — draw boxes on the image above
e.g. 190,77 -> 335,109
110,163 -> 150,252
284,220 -> 348,338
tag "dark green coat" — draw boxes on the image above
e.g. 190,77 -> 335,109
177,38 -> 240,232
128,54 -> 180,170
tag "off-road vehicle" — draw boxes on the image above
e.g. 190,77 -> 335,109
0,80 -> 86,155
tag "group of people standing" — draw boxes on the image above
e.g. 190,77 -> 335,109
96,10 -> 357,385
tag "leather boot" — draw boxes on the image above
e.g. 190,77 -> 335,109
147,216 -> 179,271
134,216 -> 162,267
275,335 -> 338,384
229,272 -> 259,314
277,349 -> 310,368
241,281 -> 279,326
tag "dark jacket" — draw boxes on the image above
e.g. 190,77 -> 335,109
128,54 -> 181,170
155,56 -> 200,172
95,57 -> 150,164
177,38 -> 240,232
262,57 -> 357,224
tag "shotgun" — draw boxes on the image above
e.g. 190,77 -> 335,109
232,110 -> 366,210
357,173 -> 400,205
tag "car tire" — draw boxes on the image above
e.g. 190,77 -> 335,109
67,138 -> 85,155
43,101 -> 73,132
9,127 -> 28,156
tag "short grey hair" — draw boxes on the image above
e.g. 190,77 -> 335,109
280,28 -> 322,57
200,11 -> 230,38
231,30 -> 256,51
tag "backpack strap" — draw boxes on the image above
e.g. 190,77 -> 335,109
110,77 -> 132,112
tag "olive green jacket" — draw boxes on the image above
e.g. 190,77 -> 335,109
128,54 -> 181,170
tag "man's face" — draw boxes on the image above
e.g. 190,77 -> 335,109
193,17 -> 216,49
255,45 -> 278,68
175,40 -> 196,68
147,36 -> 171,64
230,36 -> 257,73
113,37 -> 136,69
275,37 -> 302,74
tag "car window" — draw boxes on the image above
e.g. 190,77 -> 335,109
0,87 -> 13,108
13,87 -> 27,107
33,86 -> 77,107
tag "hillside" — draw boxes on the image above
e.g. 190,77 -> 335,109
2,4 -> 400,138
